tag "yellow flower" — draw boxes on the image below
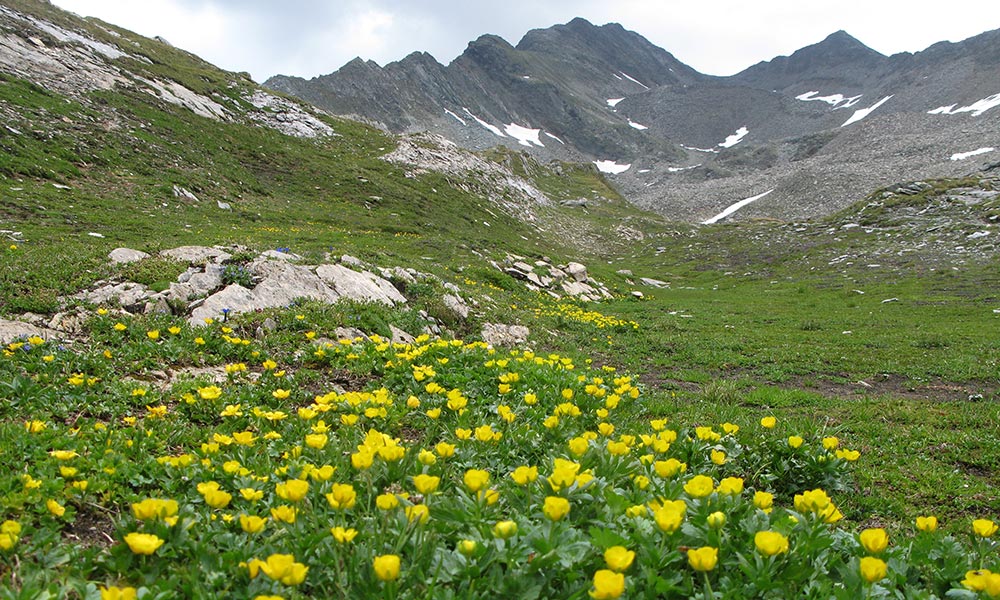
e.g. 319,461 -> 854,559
463,469 -> 490,493
653,458 -> 686,478
684,475 -> 715,499
822,436 -> 839,450
25,420 -> 46,433
46,499 -> 66,517
859,528 -> 889,554
787,435 -> 804,449
132,498 -> 178,521
973,519 -> 998,537
49,450 -> 78,460
859,556 -> 887,583
915,515 -> 938,532
373,554 -> 401,582
760,416 -> 777,428
835,448 -> 861,461
707,511 -> 726,529
240,514 -> 268,534
203,488 -> 232,509
717,477 -> 744,496
197,385 -> 222,401
331,526 -> 358,543
603,546 -> 635,572
493,520 -> 518,539
412,474 -> 440,495
654,505 -> 685,533
146,330 -> 159,340
232,431 -> 256,446
270,505 -> 297,524
753,491 -> 775,513
754,531 -> 789,556
962,569 -> 1000,594
326,484 -> 357,510
687,546 -> 718,572
0,520 -> 20,551
376,493 -> 400,511
272,389 -> 291,400
123,532 -> 164,555
589,569 -> 625,599
458,539 -> 478,556
543,496 -> 571,521
99,586 -> 137,600
276,479 -> 309,503
709,449 -> 726,465
405,504 -> 430,524
259,553 -> 309,586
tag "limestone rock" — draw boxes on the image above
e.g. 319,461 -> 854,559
639,277 -> 670,289
109,247 -> 150,264
0,319 -> 61,344
161,246 -> 231,265
78,281 -> 151,308
566,262 -> 588,282
481,323 -> 530,347
389,325 -> 415,345
316,264 -> 406,305
441,294 -> 470,320
251,263 -> 340,308
335,326 -> 368,341
188,284 -> 256,326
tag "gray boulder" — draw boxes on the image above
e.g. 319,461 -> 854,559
109,248 -> 150,264
316,264 -> 405,305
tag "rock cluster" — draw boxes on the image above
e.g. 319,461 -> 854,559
72,246 -> 411,326
498,255 -> 613,302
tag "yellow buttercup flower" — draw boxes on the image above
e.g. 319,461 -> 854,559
753,491 -> 774,513
46,499 -> 66,517
511,465 -> 538,485
707,511 -> 726,529
760,416 -> 777,428
684,475 -> 715,499
915,515 -> 938,532
787,435 -> 804,449
405,504 -> 430,524
859,528 -> 889,554
493,520 -> 518,539
330,526 -> 358,543
239,514 -> 268,534
859,556 -> 887,583
259,553 -> 308,586
326,484 -> 357,510
270,505 -> 297,523
123,532 -> 164,555
589,569 -> 625,599
463,469 -> 490,493
754,531 -> 789,556
603,546 -> 635,572
458,539 -> 478,556
412,474 -> 440,495
373,554 -> 401,582
716,477 -> 744,496
276,479 -> 309,502
132,498 -> 179,521
99,586 -> 137,600
543,496 -> 571,521
687,546 -> 718,572
973,519 -> 998,537
377,493 -> 400,510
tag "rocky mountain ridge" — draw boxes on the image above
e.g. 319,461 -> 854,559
266,20 -> 1000,223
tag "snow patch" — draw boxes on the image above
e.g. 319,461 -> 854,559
929,93 -> 1000,117
682,145 -> 719,154
593,160 -> 631,175
667,164 -> 701,172
795,91 -> 863,108
702,189 -> 774,225
504,123 -> 545,147
463,108 -> 505,137
619,72 -> 649,89
950,147 -> 995,161
841,96 -> 892,127
628,120 -> 649,130
543,131 -> 565,145
612,73 -> 623,81
638,169 -> 651,173
607,98 -> 625,108
444,108 -> 467,126
719,126 -> 749,148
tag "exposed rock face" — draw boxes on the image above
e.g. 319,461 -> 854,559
498,255 -> 613,301
0,319 -> 61,344
266,16 -> 1000,222
0,4 -> 337,139
315,264 -> 406,306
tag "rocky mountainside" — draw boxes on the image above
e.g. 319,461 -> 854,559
267,21 -> 1000,223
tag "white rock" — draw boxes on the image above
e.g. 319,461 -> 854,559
108,247 -> 150,264
316,264 -> 405,305
0,319 -> 61,344
161,246 -> 231,264
188,284 -> 256,326
481,323 -> 530,347
566,262 -> 588,282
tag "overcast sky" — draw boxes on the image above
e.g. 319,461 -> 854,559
51,0 -> 1000,83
